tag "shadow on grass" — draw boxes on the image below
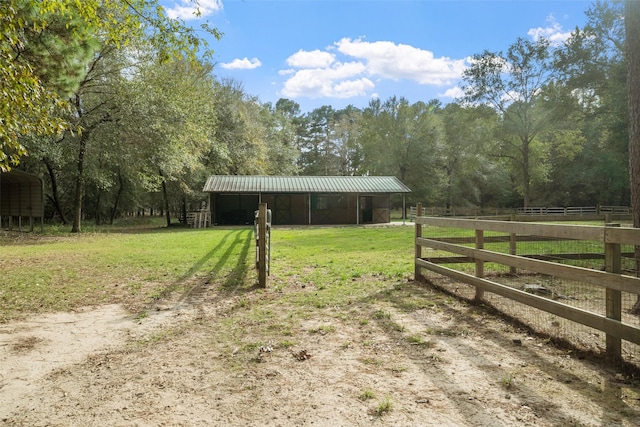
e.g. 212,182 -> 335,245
168,228 -> 258,306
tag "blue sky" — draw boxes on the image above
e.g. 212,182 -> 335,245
160,0 -> 592,113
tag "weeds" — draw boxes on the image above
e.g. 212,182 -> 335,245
279,340 -> 295,349
308,325 -> 336,335
502,372 -> 515,389
375,396 -> 393,416
407,334 -> 433,347
359,389 -> 375,401
425,327 -> 458,337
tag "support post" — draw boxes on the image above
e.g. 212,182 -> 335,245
258,203 -> 268,288
509,214 -> 517,274
509,232 -> 517,274
414,203 -> 423,281
475,229 -> 485,300
605,223 -> 622,360
402,194 -> 406,225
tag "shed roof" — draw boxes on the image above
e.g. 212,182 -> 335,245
203,175 -> 411,194
0,169 -> 42,185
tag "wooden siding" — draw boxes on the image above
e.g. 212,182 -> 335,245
209,192 -> 392,226
0,171 -> 44,217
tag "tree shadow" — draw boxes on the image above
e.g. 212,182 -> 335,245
219,228 -> 255,292
172,228 -> 258,306
358,280 -> 640,426
146,228 -> 256,308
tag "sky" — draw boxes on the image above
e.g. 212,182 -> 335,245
159,0 -> 593,113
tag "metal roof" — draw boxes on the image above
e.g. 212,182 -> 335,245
203,175 -> 411,193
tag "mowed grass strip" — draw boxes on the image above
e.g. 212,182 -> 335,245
1,223 -> 416,322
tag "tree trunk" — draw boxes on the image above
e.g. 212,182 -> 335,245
110,169 -> 124,225
71,131 -> 89,233
95,191 -> 101,226
160,170 -> 171,227
181,196 -> 187,224
43,157 -> 68,224
626,0 -> 640,314
522,138 -> 530,209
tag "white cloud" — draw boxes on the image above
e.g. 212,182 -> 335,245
281,62 -> 371,99
221,57 -> 262,70
287,50 -> 336,68
528,14 -> 573,45
333,78 -> 376,99
280,38 -> 468,101
164,0 -> 223,21
439,86 -> 464,99
335,38 -> 466,85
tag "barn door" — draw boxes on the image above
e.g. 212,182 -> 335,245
274,195 -> 291,225
360,196 -> 373,223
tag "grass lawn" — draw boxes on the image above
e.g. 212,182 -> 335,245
0,221 -> 417,323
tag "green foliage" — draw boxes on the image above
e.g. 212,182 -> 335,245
359,97 -> 442,205
462,37 -> 574,207
0,0 -> 220,171
551,2 -> 629,206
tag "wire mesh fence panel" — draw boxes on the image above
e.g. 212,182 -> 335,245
415,216 -> 640,369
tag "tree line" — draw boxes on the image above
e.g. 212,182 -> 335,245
1,1 -> 637,231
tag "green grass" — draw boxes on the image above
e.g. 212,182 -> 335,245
374,396 -> 393,416
359,389 -> 376,401
407,334 -> 433,347
0,223 -> 416,322
0,224 -> 256,321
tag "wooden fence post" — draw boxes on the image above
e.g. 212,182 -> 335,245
414,203 -> 423,281
258,203 -> 268,288
475,229 -> 485,300
605,223 -> 622,360
509,214 -> 517,275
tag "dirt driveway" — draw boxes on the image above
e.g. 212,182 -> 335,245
1,279 -> 639,426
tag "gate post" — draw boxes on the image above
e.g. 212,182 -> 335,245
605,223 -> 622,360
258,203 -> 268,288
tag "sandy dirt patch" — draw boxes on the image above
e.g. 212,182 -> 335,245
1,281 -> 639,426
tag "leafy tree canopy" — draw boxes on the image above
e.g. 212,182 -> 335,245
0,0 -> 220,171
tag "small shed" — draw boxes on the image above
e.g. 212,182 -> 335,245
203,175 -> 411,226
0,170 -> 44,231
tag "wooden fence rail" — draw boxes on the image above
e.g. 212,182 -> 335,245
409,205 -> 631,221
413,204 -> 640,362
187,210 -> 210,228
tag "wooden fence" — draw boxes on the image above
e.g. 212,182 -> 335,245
187,210 -> 210,228
413,204 -> 640,364
409,205 -> 631,222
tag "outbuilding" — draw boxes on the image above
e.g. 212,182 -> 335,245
203,175 -> 411,226
0,169 -> 44,231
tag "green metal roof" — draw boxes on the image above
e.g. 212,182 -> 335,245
203,175 -> 411,193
